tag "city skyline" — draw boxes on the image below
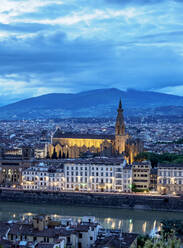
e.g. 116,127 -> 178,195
0,0 -> 183,104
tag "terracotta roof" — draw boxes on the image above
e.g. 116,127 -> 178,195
8,223 -> 70,238
158,163 -> 183,168
93,233 -> 138,248
36,243 -> 56,248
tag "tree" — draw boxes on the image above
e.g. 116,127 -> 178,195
46,151 -> 50,159
144,237 -> 181,248
135,152 -> 183,167
59,151 -> 62,159
51,147 -> 57,159
161,220 -> 183,239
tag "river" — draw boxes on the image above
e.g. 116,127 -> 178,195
0,201 -> 183,235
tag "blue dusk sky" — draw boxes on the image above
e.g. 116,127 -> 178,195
0,0 -> 183,104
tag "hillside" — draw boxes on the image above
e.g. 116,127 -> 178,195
0,88 -> 183,119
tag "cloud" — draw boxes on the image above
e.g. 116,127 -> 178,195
104,0 -> 166,6
0,0 -> 183,103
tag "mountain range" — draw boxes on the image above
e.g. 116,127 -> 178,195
0,88 -> 183,119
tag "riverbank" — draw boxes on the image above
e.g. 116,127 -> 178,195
0,189 -> 183,212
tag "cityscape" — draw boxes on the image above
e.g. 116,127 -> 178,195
1,0 -> 183,247
0,100 -> 183,248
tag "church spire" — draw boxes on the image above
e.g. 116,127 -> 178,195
119,98 -> 122,109
115,99 -> 125,136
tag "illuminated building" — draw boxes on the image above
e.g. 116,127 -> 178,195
22,158 -> 132,193
132,161 -> 151,191
157,164 -> 183,195
22,163 -> 64,191
63,158 -> 132,193
0,147 -> 34,186
48,100 -> 143,164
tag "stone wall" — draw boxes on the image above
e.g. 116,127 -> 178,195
0,189 -> 183,211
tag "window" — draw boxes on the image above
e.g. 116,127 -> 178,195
79,233 -> 82,239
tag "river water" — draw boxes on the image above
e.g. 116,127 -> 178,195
0,201 -> 183,235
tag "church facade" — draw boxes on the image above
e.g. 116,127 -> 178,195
48,100 -> 143,163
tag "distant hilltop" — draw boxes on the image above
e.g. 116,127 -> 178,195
0,88 -> 183,119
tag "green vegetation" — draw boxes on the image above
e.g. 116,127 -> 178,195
143,237 -> 181,248
137,220 -> 183,248
135,152 -> 183,167
156,138 -> 183,145
160,220 -> 183,239
174,138 -> 183,144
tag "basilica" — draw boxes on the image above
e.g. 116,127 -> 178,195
48,100 -> 143,163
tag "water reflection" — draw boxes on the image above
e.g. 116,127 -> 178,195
0,201 -> 183,235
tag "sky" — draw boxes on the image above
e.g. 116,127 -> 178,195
0,0 -> 183,104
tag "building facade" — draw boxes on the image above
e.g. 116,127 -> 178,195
0,147 -> 34,186
22,158 -> 132,193
64,158 -> 132,193
157,164 -> 183,195
48,100 -> 143,164
132,161 -> 152,191
22,163 -> 64,191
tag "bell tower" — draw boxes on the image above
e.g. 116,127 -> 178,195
115,99 -> 125,136
115,99 -> 128,154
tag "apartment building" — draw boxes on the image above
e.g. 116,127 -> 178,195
157,164 -> 183,195
64,158 -> 132,193
132,161 -> 151,191
22,163 -> 64,191
22,158 -> 132,193
0,147 -> 34,186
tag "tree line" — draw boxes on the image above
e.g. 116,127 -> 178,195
135,152 -> 183,167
